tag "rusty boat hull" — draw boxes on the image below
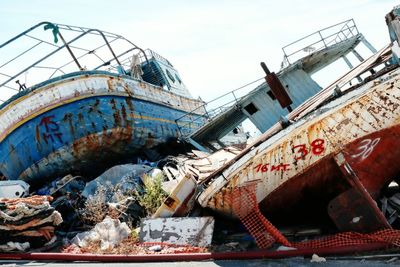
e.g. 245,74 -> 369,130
0,71 -> 204,185
198,67 -> 400,230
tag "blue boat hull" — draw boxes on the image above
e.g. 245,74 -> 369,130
0,95 -> 198,185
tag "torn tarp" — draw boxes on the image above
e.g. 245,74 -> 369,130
82,164 -> 152,199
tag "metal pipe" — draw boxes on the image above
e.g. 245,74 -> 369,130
0,28 -> 125,89
57,31 -> 83,70
0,243 -> 388,262
0,21 -> 52,48
282,19 -> 354,49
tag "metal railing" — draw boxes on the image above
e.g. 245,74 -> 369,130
175,77 -> 264,136
281,19 -> 359,68
139,49 -> 174,67
0,22 -> 155,99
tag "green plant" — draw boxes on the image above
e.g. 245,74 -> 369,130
136,173 -> 167,216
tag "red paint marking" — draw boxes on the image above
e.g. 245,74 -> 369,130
39,115 -> 59,132
293,144 -> 308,160
310,139 -> 325,155
38,115 -> 63,143
254,163 -> 291,173
294,138 -> 325,160
254,139 -> 325,172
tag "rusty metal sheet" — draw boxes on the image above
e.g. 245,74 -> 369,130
328,188 -> 388,232
139,217 -> 214,247
265,72 -> 293,109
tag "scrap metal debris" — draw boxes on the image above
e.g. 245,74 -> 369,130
37,175 -> 86,231
139,217 -> 215,247
160,147 -> 241,183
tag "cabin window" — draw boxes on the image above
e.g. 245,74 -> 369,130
267,90 -> 276,100
175,73 -> 182,84
244,103 -> 259,115
166,69 -> 175,83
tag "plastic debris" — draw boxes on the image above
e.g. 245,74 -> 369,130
0,241 -> 30,252
0,181 -> 29,198
82,164 -> 151,198
79,164 -> 151,227
310,253 -> 327,263
148,245 -> 162,252
37,175 -> 85,197
72,216 -> 131,250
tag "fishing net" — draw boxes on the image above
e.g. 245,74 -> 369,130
231,183 -> 400,250
231,182 -> 290,248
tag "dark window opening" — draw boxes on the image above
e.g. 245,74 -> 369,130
166,69 -> 175,83
175,73 -> 182,84
267,90 -> 276,100
244,103 -> 259,115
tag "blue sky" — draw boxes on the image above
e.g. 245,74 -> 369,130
0,0 -> 399,103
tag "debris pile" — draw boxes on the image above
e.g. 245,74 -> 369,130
2,144 -> 400,259
63,238 -> 207,255
160,146 -> 241,183
0,195 -> 62,251
37,175 -> 85,231
0,147 -> 245,254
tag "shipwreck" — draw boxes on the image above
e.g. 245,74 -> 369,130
0,22 -> 207,185
1,5 -> 400,264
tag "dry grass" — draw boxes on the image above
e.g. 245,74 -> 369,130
79,173 -> 168,225
79,185 -> 110,225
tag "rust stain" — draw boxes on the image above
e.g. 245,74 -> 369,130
123,83 -> 133,97
107,77 -> 115,91
78,113 -> 84,122
125,98 -> 134,111
35,125 -> 41,144
63,113 -> 75,137
144,132 -> 155,148
113,110 -> 121,126
121,104 -> 127,121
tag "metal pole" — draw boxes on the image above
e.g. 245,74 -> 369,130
319,31 -> 327,48
57,32 -> 83,70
